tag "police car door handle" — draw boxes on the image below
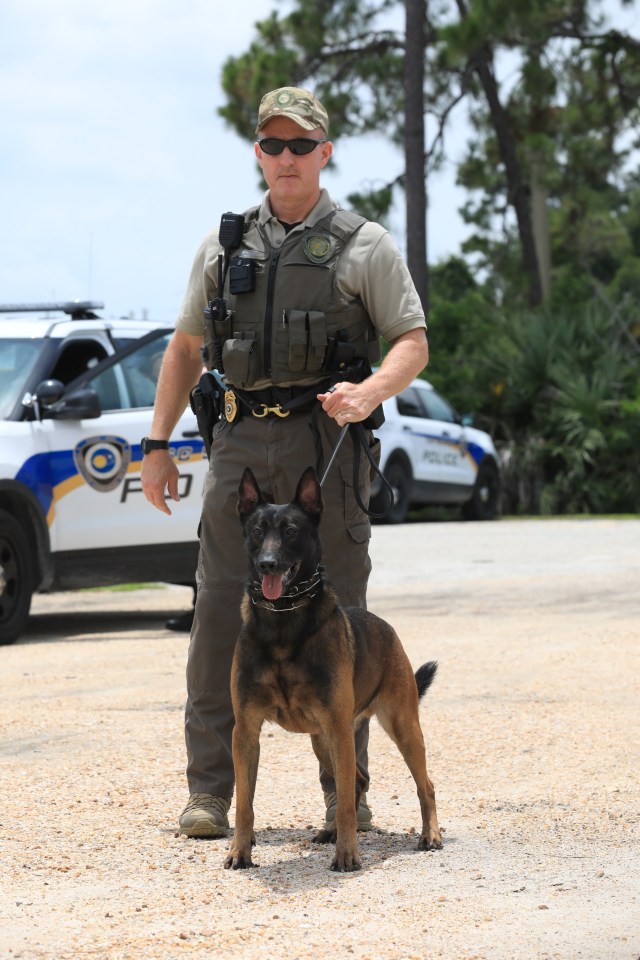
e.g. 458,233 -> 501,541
182,429 -> 200,437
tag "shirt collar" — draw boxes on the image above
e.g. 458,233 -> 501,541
257,188 -> 336,229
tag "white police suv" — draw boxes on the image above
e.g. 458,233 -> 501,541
0,302 -> 207,646
370,377 -> 500,523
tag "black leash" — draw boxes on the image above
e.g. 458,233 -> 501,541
319,424 -> 349,487
319,421 -> 395,519
349,421 -> 395,519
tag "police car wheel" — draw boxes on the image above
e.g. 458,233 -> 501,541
0,509 -> 34,646
462,460 -> 500,521
381,459 -> 411,524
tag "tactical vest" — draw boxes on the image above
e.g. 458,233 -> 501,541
204,206 -> 381,389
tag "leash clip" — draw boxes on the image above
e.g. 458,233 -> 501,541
252,403 -> 290,419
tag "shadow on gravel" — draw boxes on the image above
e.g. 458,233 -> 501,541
21,608 -> 182,645
178,827 -> 448,887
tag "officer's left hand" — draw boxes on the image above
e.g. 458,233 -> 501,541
317,383 -> 375,425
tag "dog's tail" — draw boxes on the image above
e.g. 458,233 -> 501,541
415,661 -> 438,701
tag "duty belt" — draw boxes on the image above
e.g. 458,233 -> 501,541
223,381 -> 332,422
219,376 -> 394,519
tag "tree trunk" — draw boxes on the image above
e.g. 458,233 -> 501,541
530,153 -> 551,301
404,0 -> 429,314
454,0 -> 543,308
469,46 -> 543,308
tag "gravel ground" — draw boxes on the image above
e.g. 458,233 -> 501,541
1,518 -> 639,960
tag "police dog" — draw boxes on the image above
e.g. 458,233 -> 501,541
224,466 -> 442,872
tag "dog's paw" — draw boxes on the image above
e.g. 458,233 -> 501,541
418,827 -> 443,851
223,851 -> 258,870
330,852 -> 362,872
312,827 -> 337,845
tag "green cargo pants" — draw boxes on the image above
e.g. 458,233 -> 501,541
185,407 -> 375,800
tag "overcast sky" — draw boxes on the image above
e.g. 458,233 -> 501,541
0,2 -> 484,323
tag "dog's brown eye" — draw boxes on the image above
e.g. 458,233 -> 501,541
285,525 -> 297,539
253,525 -> 264,539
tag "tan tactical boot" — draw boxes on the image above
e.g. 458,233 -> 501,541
179,793 -> 231,837
323,791 -> 373,832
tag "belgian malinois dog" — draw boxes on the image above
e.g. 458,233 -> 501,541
224,466 -> 442,872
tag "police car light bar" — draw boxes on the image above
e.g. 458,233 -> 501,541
0,300 -> 105,319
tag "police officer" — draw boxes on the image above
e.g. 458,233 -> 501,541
141,86 -> 429,838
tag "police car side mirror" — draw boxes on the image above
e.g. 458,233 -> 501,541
461,413 -> 475,427
49,387 -> 102,421
34,378 -> 65,405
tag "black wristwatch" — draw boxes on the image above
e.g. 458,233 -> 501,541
141,437 -> 170,454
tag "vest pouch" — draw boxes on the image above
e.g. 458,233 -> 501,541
287,309 -> 327,372
307,312 -> 327,372
287,310 -> 308,372
222,331 -> 260,389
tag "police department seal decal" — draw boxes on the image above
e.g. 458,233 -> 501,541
74,436 -> 130,492
303,233 -> 337,264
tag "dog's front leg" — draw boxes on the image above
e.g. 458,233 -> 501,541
223,716 -> 261,870
330,720 -> 361,872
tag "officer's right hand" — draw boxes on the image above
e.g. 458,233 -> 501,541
141,452 -> 181,516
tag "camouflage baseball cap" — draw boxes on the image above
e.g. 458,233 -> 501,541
256,87 -> 329,135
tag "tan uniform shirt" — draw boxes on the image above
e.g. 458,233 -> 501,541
176,189 -> 427,347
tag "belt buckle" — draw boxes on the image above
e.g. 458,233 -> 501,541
252,403 -> 290,419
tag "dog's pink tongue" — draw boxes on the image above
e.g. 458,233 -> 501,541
262,574 -> 284,600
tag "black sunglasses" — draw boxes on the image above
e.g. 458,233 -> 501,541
258,137 -> 327,156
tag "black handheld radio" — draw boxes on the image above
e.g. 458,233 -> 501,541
218,212 -> 245,251
203,212 -> 246,372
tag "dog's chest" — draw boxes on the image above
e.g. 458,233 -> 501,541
259,661 -> 324,734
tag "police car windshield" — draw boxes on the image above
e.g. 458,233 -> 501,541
0,338 -> 43,419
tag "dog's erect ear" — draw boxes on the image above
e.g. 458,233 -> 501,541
238,467 -> 262,520
294,466 -> 323,520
